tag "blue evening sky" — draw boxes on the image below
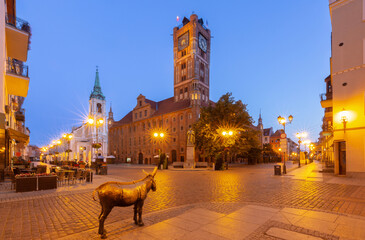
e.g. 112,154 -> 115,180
17,0 -> 331,147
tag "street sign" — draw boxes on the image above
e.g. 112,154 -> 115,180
280,133 -> 287,139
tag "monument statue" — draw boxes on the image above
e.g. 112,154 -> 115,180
187,129 -> 195,146
93,167 -> 157,238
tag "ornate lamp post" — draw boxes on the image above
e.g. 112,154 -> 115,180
221,130 -> 234,170
62,133 -> 73,162
295,131 -> 307,168
153,131 -> 165,169
87,117 -> 104,164
277,115 -> 293,174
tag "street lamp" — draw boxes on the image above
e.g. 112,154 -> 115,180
62,133 -> 73,162
277,115 -> 293,174
153,131 -> 165,169
295,131 -> 307,168
87,117 -> 105,163
221,129 -> 235,170
303,140 -> 311,164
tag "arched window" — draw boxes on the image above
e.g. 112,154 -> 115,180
97,103 -> 102,113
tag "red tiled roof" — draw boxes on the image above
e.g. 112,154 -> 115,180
271,129 -> 284,138
115,111 -> 133,125
151,97 -> 190,116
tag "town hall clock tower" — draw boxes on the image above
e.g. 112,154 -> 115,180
173,14 -> 211,106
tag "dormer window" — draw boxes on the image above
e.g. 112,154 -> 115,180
139,101 -> 142,106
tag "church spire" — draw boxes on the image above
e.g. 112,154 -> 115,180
90,66 -> 105,100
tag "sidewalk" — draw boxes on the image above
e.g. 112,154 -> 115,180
60,203 -> 365,240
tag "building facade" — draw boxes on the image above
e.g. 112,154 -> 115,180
0,0 -> 31,174
328,0 -> 365,174
108,14 -> 212,164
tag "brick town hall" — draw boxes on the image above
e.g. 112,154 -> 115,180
108,14 -> 212,164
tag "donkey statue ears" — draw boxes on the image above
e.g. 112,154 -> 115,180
142,167 -> 158,177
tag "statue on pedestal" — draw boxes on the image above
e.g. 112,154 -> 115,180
187,129 -> 195,146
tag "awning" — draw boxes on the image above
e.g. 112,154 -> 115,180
7,128 -> 29,144
106,155 -> 115,158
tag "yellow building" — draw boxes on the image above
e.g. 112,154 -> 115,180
328,0 -> 365,174
0,0 -> 31,174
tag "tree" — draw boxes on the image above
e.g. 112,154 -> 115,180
193,93 -> 260,168
262,143 -> 280,163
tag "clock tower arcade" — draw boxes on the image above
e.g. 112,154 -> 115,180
173,14 -> 211,106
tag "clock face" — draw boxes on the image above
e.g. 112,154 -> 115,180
178,31 -> 189,51
199,33 -> 207,52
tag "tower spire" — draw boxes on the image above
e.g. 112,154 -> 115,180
90,66 -> 105,100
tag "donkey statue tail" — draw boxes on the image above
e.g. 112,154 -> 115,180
92,189 -> 99,202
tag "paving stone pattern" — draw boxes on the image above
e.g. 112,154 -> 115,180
0,164 -> 365,239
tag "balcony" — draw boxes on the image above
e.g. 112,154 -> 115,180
324,107 -> 333,118
15,109 -> 25,122
5,58 -> 30,97
5,14 -> 30,62
320,93 -> 333,108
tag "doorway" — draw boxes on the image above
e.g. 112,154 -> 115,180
138,153 -> 143,164
338,141 -> 346,175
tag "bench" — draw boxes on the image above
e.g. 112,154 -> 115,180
172,162 -> 184,168
195,162 -> 208,168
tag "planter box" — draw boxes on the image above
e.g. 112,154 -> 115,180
38,176 -> 57,190
16,177 -> 37,192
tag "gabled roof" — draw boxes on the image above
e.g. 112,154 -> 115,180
271,129 -> 284,138
113,96 -> 214,127
263,128 -> 272,136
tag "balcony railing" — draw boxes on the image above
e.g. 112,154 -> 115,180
320,92 -> 333,101
6,58 -> 29,78
5,14 -> 31,34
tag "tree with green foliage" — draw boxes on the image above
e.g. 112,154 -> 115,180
193,93 -> 261,169
262,143 -> 280,163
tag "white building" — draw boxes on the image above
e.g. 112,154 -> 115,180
327,0 -> 365,174
68,68 -> 108,164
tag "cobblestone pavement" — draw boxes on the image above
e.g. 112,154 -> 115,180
1,163 -> 365,239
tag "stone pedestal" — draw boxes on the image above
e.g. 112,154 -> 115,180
184,145 -> 195,168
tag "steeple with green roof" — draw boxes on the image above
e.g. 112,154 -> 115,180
89,66 -> 105,100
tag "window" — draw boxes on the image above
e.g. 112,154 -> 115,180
181,147 -> 184,152
97,103 -> 102,113
180,156 -> 185,162
181,126 -> 184,131
139,112 -> 142,118
133,126 -> 136,132
173,138 -> 176,142
145,110 -> 147,116
166,118 -> 169,123
181,50 -> 186,57
135,113 -> 137,119
181,62 -> 186,70
181,76 -> 187,81
173,117 -> 176,122
180,115 -> 183,120
188,113 -> 192,119
173,127 -> 176,132
139,101 -> 142,106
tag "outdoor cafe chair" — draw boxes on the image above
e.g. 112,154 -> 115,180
74,170 -> 82,183
66,171 -> 75,185
57,172 -> 65,186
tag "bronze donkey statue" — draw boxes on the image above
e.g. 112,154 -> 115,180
92,167 -> 157,238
